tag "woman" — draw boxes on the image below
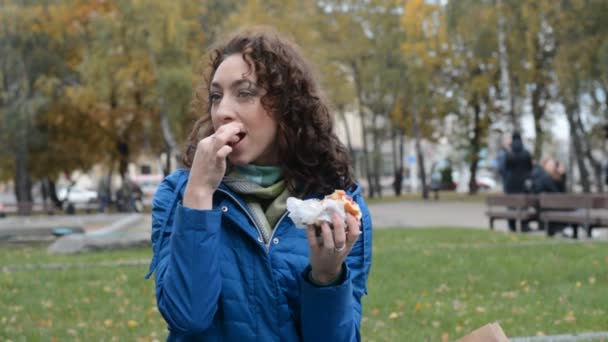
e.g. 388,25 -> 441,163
146,27 -> 372,341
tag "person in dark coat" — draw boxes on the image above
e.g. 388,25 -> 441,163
530,158 -> 568,235
504,132 -> 533,231
530,159 -> 562,194
496,135 -> 511,192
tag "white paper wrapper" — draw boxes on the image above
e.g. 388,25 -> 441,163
286,197 -> 346,228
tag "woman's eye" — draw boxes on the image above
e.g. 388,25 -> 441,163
238,91 -> 254,98
209,93 -> 221,103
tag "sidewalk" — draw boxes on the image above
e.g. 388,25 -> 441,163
0,213 -> 148,243
368,200 -> 608,240
2,201 -> 607,241
369,200 -> 489,229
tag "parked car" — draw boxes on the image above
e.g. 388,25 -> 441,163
57,187 -> 98,204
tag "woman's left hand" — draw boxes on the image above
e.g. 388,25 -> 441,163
306,213 -> 361,285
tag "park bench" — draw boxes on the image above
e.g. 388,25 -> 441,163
485,194 -> 539,232
539,194 -> 608,238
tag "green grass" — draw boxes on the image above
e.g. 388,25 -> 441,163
1,229 -> 607,341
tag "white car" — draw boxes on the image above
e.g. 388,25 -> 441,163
57,187 -> 98,204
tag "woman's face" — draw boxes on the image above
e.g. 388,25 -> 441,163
209,54 -> 279,166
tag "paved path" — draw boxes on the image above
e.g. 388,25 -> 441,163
2,201 -> 607,240
0,213 -> 149,243
367,200 -> 608,240
369,201 -> 493,229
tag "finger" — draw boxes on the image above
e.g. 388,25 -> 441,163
345,213 -> 362,247
305,224 -> 319,251
319,221 -> 334,251
214,123 -> 244,146
332,213 -> 346,250
216,145 -> 233,159
313,225 -> 323,244
209,131 -> 238,151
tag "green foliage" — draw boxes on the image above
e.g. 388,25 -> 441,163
2,0 -> 608,192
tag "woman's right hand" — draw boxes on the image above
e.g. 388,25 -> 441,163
183,122 -> 244,209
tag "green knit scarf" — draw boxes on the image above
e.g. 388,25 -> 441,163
223,165 -> 289,244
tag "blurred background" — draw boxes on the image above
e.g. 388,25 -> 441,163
1,0 -> 607,216
2,2 -> 608,341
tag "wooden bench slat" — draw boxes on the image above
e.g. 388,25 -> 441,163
485,211 -> 536,220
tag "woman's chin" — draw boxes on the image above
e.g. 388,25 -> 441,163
228,154 -> 250,166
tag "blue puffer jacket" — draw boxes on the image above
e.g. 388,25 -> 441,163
146,169 -> 373,341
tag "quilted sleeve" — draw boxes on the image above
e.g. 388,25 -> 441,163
299,192 -> 373,341
147,170 -> 224,334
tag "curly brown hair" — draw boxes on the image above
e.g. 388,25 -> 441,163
184,26 -> 354,196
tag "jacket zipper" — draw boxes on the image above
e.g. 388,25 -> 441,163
267,211 -> 288,250
217,188 -> 288,252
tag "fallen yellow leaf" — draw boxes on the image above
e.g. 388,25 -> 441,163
512,307 -> 525,315
127,320 -> 139,329
501,291 -> 518,299
564,312 -> 576,323
146,307 -> 158,317
388,312 -> 400,319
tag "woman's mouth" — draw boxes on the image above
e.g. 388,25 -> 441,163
229,132 -> 247,148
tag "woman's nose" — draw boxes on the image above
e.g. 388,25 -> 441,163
215,97 -> 236,123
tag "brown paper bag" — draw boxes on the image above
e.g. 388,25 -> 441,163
456,322 -> 509,342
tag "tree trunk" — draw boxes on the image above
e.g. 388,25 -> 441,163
391,126 -> 402,196
14,110 -> 32,215
47,178 -> 63,209
338,105 -> 354,157
372,113 -> 382,198
468,101 -> 481,195
118,141 -> 130,180
352,61 -> 375,198
160,112 -> 178,170
497,0 -> 518,130
567,139 -> 575,193
14,147 -> 33,215
531,83 -> 545,159
412,108 -> 428,199
164,146 -> 172,177
565,103 -> 591,193
573,110 -> 604,192
150,50 -> 181,170
399,130 -> 405,173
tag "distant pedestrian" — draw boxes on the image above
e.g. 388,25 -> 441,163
504,132 -> 533,231
97,176 -> 111,213
530,158 -> 568,235
496,135 -> 511,191
530,158 -> 565,194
